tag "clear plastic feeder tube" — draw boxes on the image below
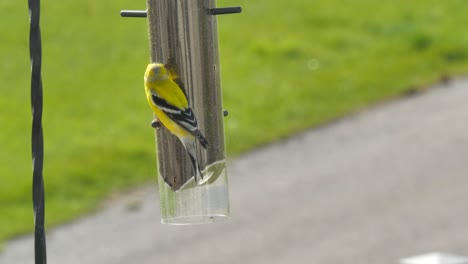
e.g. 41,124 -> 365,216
147,0 -> 229,224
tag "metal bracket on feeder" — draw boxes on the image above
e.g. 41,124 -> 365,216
120,6 -> 242,18
120,10 -> 147,18
208,7 -> 242,15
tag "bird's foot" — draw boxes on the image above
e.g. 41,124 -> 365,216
151,119 -> 161,129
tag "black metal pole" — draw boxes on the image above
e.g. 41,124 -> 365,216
28,0 -> 47,263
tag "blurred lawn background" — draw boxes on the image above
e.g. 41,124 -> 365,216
1,0 -> 468,246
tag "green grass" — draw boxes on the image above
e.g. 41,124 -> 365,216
1,0 -> 468,246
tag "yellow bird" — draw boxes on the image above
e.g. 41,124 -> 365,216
144,62 -> 208,183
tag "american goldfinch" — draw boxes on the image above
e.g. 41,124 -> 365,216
144,62 -> 208,183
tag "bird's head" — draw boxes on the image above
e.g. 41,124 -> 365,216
145,63 -> 168,82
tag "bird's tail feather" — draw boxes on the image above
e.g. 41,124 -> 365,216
197,133 -> 208,149
187,150 -> 204,184
181,138 -> 204,184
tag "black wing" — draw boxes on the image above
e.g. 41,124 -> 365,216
151,90 -> 208,148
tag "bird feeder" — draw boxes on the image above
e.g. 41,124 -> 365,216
124,0 -> 241,224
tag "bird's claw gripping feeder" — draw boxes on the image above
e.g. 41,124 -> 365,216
122,0 -> 241,224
